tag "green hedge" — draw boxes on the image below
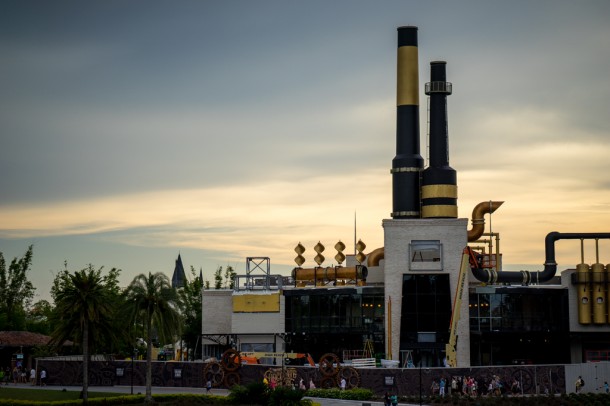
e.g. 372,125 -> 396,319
0,394 -> 231,406
305,388 -> 374,401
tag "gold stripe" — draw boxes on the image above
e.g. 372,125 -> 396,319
421,184 -> 458,199
390,166 -> 420,173
422,205 -> 458,218
233,293 -> 280,312
397,46 -> 419,106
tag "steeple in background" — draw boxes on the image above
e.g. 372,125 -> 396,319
171,253 -> 187,288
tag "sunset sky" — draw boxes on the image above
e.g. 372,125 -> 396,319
1,1 -> 610,302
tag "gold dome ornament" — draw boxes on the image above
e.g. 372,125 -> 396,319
294,243 -> 306,267
355,239 -> 366,264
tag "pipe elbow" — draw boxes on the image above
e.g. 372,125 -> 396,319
467,201 -> 504,242
367,247 -> 385,267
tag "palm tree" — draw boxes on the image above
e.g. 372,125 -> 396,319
50,265 -> 117,404
125,272 -> 182,403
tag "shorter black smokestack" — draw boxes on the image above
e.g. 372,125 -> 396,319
391,26 -> 424,219
421,61 -> 457,218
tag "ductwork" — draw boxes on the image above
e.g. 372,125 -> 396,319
467,201 -> 504,242
367,247 -> 385,267
367,201 -> 502,268
471,232 -> 610,285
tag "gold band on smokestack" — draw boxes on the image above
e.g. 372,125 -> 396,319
391,26 -> 423,219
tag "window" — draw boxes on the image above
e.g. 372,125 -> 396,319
410,240 -> 443,270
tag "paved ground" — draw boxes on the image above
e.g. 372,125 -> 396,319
1,382 -> 427,405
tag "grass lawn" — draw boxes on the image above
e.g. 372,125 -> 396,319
0,387 -> 123,401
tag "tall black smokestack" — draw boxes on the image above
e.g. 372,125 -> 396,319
391,26 -> 424,219
421,61 -> 457,218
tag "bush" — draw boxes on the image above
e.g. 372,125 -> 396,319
268,386 -> 310,406
229,382 -> 270,405
304,388 -> 373,401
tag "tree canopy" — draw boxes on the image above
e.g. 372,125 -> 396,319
125,272 -> 182,403
0,245 -> 35,330
50,265 -> 120,403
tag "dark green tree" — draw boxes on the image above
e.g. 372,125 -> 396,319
0,245 -> 35,330
125,272 -> 182,403
51,265 -> 129,356
179,266 -> 203,360
214,266 -> 223,289
224,265 -> 236,289
26,299 -> 54,335
49,265 -> 118,404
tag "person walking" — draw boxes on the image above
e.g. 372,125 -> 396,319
40,369 -> 47,386
384,392 -> 391,406
340,377 -> 346,390
439,377 -> 446,397
309,378 -> 315,389
206,379 -> 212,393
29,368 -> 36,386
575,376 -> 584,393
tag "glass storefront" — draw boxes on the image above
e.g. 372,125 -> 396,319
400,274 -> 452,367
469,288 -> 570,365
284,287 -> 384,359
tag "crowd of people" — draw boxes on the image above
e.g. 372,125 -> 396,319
425,375 -> 522,397
0,365 -> 47,386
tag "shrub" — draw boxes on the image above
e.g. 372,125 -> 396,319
268,386 -> 310,406
228,382 -> 270,405
304,388 -> 373,401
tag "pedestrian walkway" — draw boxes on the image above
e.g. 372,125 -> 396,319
3,383 -> 427,406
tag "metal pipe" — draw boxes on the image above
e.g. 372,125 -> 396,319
467,201 -> 504,242
367,247 -> 385,267
471,232 -> 610,284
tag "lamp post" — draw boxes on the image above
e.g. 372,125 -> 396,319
131,347 -> 137,395
419,359 -> 422,406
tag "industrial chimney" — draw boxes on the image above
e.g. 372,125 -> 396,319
421,61 -> 457,218
391,26 -> 424,219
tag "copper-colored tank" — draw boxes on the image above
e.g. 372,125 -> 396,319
577,263 -> 591,325
292,266 -> 367,283
591,263 -> 606,324
606,264 -> 610,324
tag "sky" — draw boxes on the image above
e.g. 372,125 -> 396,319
1,1 -> 610,303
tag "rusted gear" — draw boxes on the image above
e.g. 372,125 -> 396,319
224,371 -> 241,387
203,361 -> 225,387
339,366 -> 360,389
318,353 -> 341,377
221,349 -> 242,372
320,375 -> 338,389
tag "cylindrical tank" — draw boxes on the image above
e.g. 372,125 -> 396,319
577,263 -> 591,324
606,264 -> 610,324
391,26 -> 423,219
591,263 -> 606,324
292,266 -> 368,282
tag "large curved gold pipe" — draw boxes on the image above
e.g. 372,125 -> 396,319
367,247 -> 385,267
467,201 -> 504,242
